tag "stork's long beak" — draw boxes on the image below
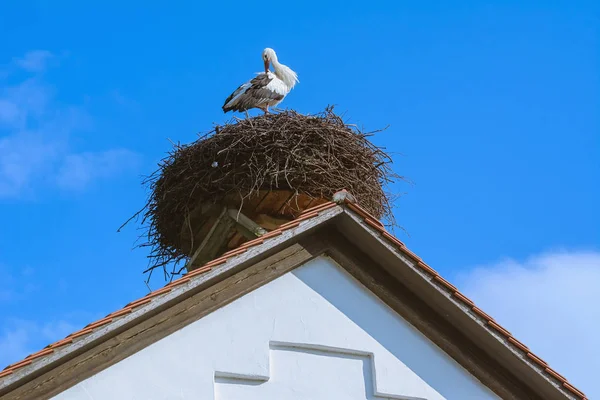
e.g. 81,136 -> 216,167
264,59 -> 270,73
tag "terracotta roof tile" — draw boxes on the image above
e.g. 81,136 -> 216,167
50,337 -> 74,349
5,360 -> 31,370
125,298 -> 152,309
545,367 -> 568,383
364,217 -> 383,231
488,320 -> 512,337
345,202 -> 384,228
202,257 -> 228,268
220,247 -> 248,258
24,348 -> 54,361
471,306 -> 495,322
169,276 -> 192,286
433,275 -> 458,292
260,229 -> 281,239
69,327 -> 94,339
84,317 -> 113,330
382,231 -> 406,248
295,211 -> 319,222
507,336 -> 530,352
527,352 -> 549,367
399,247 -> 423,263
278,220 -> 301,230
143,286 -> 173,298
240,236 -> 267,247
299,201 -> 337,216
0,370 -> 12,379
452,291 -> 475,307
416,261 -> 438,276
0,194 -> 586,399
564,382 -> 586,398
186,265 -> 213,278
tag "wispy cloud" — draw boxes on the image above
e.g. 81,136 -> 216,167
455,250 -> 600,399
0,131 -> 63,197
13,50 -> 54,73
0,264 -> 41,304
57,148 -> 141,191
0,262 -> 83,367
0,50 -> 140,198
111,89 -> 140,111
0,318 -> 83,367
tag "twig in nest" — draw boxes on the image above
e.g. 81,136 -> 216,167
121,106 -> 407,282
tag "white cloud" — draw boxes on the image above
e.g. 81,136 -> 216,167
13,50 -> 54,73
57,148 -> 141,190
0,322 -> 32,366
0,78 -> 52,130
0,50 -> 139,198
0,131 -> 62,197
0,264 -> 41,304
0,264 -> 85,367
455,250 -> 600,399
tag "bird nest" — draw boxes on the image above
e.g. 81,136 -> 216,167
124,106 -> 403,279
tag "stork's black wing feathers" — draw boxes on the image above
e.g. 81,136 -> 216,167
223,73 -> 284,113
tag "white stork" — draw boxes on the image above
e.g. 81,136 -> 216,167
222,48 -> 298,114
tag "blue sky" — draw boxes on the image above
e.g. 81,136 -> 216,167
1,1 -> 598,396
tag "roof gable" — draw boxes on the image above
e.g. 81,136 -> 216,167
0,196 -> 587,400
52,255 -> 500,399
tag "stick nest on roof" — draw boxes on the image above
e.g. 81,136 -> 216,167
125,106 -> 403,278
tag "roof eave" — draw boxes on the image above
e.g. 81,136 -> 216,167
333,207 -> 580,400
0,198 -> 585,400
0,205 -> 345,394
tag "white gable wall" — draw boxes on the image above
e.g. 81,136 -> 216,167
53,256 -> 499,400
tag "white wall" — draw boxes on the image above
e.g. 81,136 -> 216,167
54,256 -> 500,400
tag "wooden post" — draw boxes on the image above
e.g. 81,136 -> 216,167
227,209 -> 267,238
185,207 -> 234,269
185,207 -> 270,272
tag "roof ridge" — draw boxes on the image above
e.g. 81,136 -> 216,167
0,192 -> 587,400
0,201 -> 339,381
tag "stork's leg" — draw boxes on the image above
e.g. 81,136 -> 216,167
256,104 -> 268,114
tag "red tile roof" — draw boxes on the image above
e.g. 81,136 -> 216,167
0,193 -> 587,400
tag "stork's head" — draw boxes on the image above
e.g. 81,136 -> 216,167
262,48 -> 277,73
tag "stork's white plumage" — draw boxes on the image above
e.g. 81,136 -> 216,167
222,48 -> 298,114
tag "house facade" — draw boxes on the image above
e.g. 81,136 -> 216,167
0,197 -> 587,399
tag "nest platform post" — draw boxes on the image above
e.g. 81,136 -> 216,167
182,190 -> 329,272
